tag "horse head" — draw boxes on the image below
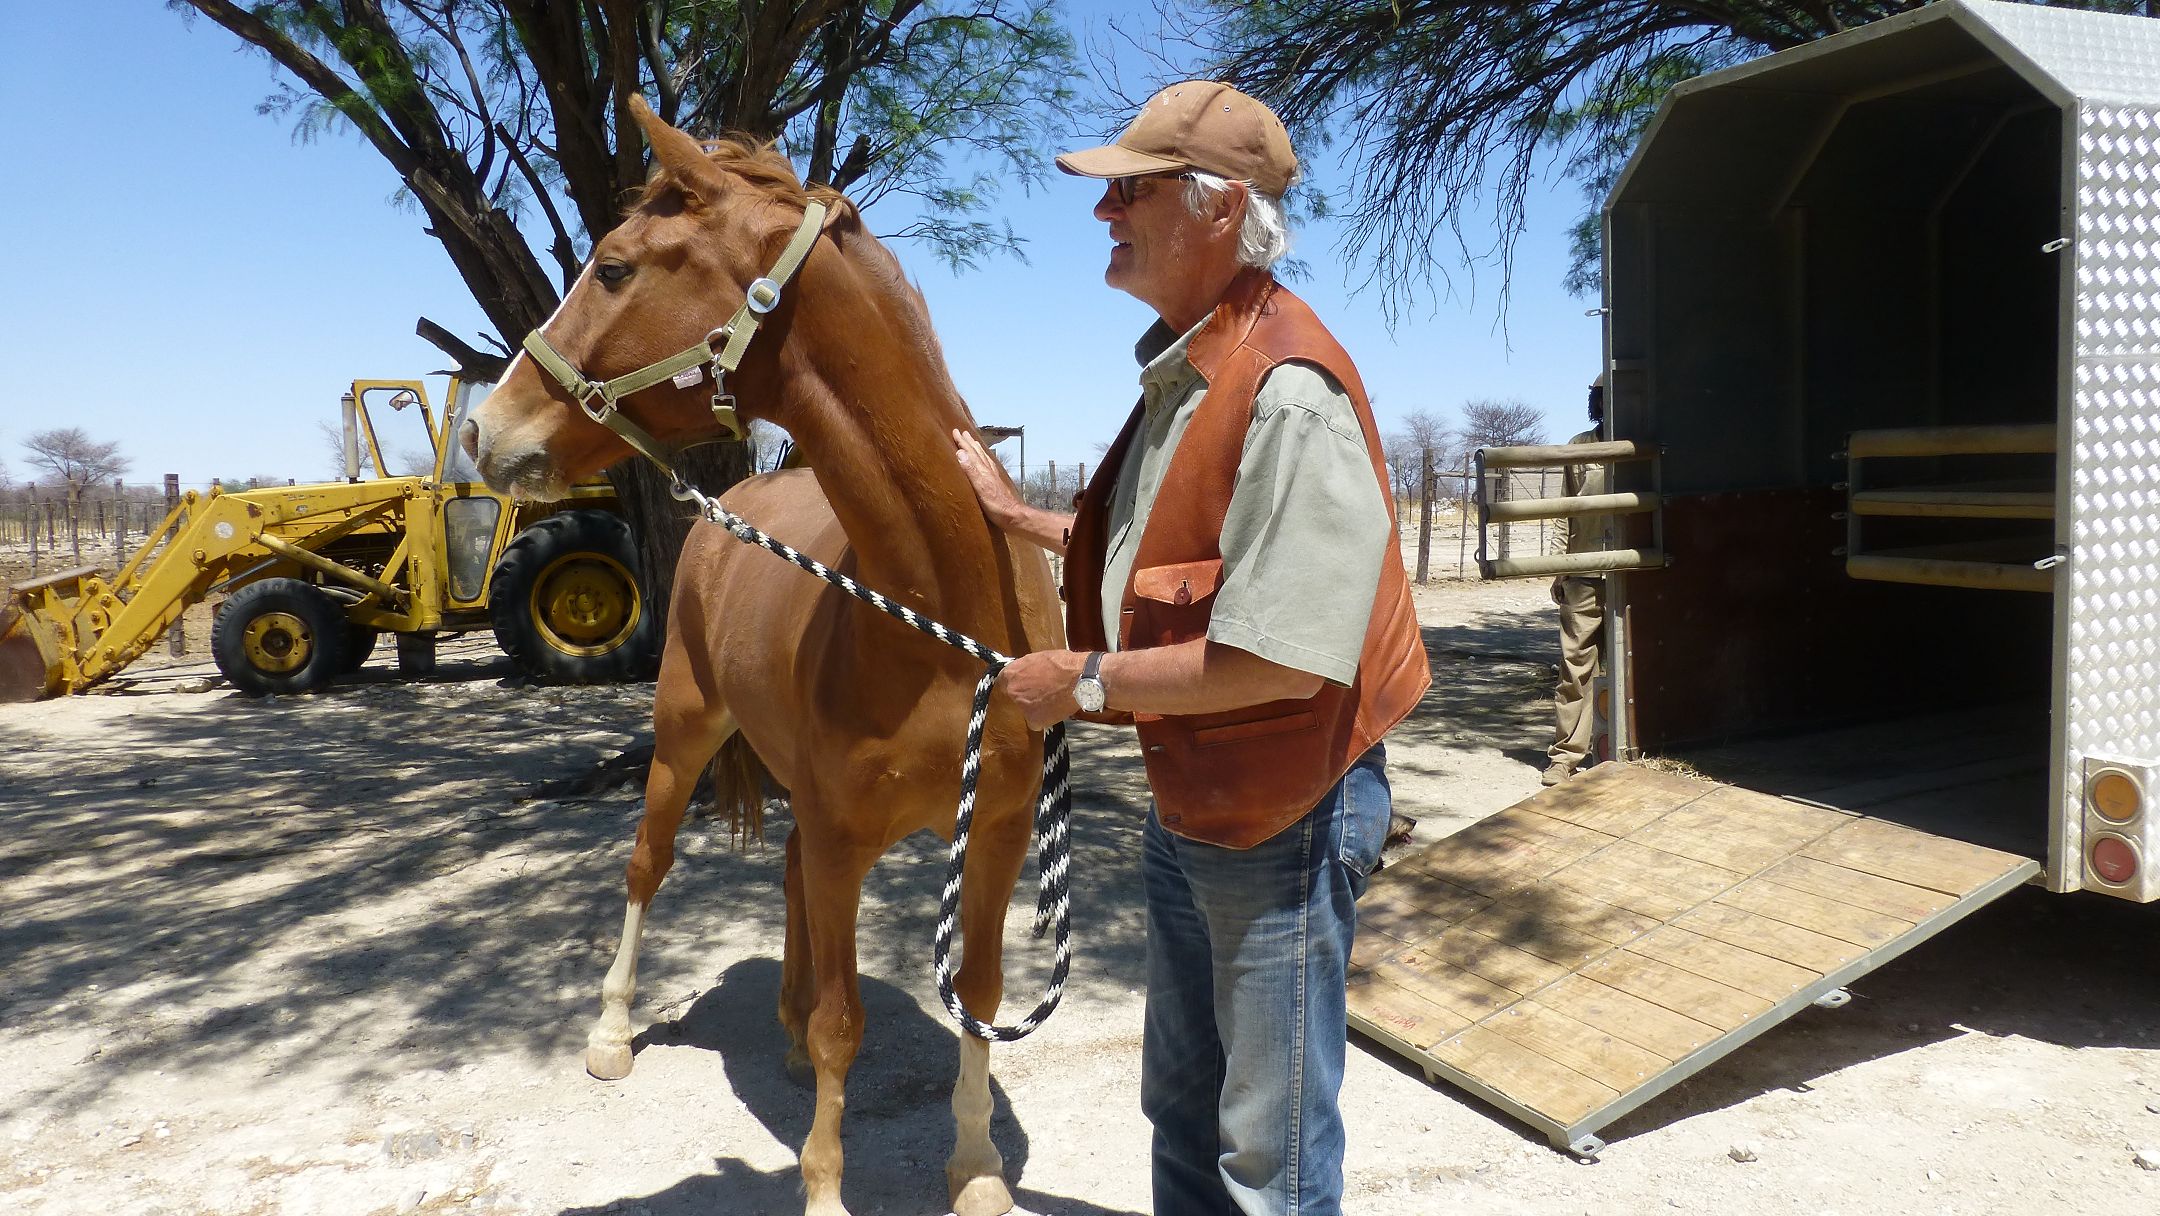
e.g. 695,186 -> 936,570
463,96 -> 839,499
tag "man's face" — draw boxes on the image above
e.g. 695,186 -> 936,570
1093,173 -> 1203,308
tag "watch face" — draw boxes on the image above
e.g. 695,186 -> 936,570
1075,678 -> 1105,713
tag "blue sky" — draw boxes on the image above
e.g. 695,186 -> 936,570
0,1 -> 1603,490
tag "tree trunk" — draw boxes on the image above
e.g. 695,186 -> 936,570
606,441 -> 755,639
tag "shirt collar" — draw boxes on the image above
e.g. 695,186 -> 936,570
1135,315 -> 1209,405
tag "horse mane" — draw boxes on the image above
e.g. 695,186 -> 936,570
634,133 -> 855,222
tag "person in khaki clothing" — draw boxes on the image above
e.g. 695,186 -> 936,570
1545,379 -> 1609,785
949,81 -> 1429,1216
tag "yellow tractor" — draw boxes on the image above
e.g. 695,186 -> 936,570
0,378 -> 656,700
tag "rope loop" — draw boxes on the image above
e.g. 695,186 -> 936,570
676,478 -> 1074,1041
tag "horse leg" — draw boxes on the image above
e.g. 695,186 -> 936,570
585,644 -> 734,1081
946,793 -> 1032,1216
778,824 -> 817,1087
796,820 -> 877,1216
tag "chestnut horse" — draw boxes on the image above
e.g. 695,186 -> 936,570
463,98 -> 1061,1216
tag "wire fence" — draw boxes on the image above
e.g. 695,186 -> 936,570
0,476 -> 263,578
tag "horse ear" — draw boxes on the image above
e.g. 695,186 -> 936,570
629,94 -> 729,208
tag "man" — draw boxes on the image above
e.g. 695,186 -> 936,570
950,81 -> 1429,1216
1544,378 -> 1610,785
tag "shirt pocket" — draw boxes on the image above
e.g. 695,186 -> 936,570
1128,557 -> 1224,648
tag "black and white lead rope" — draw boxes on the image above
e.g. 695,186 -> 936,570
669,478 -> 1072,1043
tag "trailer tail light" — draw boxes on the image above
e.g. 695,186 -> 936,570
2089,834 -> 2139,887
2089,769 -> 2141,824
2080,760 -> 2157,903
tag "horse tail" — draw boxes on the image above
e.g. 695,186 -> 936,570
708,732 -> 771,851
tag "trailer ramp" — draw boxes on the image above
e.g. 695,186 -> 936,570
1349,763 -> 2040,1157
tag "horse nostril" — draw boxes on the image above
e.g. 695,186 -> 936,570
459,419 -> 482,462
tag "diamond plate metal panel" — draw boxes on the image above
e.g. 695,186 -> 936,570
1968,1 -> 2160,104
2076,104 -> 2160,360
2067,359 -> 2160,767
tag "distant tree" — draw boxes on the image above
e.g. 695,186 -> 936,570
1397,407 -> 1450,583
1380,432 -> 1418,506
1456,400 -> 1546,451
22,429 -> 130,487
317,419 -> 376,479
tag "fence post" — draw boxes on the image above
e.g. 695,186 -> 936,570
164,474 -> 183,657
1457,457 -> 1471,578
1415,446 -> 1433,584
26,483 -> 38,574
112,478 -> 126,566
67,477 -> 82,564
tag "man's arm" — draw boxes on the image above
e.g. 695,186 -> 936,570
953,428 -> 1072,555
994,640 -> 1322,729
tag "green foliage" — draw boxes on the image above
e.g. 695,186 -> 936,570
171,1 -> 1081,339
1179,0 -> 2144,310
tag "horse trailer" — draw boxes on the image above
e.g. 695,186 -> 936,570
1351,1 -> 2160,1157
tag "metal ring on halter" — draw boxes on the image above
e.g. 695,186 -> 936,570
745,278 -> 783,314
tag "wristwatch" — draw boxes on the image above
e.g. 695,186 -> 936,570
1074,652 -> 1107,714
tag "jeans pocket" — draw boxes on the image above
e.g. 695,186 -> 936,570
1334,746 -> 1393,884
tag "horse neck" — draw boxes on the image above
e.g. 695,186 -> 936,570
765,248 -> 1010,634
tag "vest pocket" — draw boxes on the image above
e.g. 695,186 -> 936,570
1191,708 -> 1318,748
1130,558 -> 1225,648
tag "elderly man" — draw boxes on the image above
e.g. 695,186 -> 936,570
952,81 -> 1429,1216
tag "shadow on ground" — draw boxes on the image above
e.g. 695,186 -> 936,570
0,674 -> 1155,1118
551,961 -> 1146,1216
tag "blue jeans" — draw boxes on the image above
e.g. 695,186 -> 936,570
1140,743 -> 1392,1216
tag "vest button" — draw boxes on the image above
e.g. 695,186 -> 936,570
1148,745 -> 1165,753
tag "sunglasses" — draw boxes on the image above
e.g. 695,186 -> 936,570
1111,172 -> 1194,204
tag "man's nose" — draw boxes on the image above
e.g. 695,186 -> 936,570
1093,182 -> 1124,222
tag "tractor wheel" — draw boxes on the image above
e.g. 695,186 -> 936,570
341,625 -> 381,673
490,511 -> 656,684
213,578 -> 348,696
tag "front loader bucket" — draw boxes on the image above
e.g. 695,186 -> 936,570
0,603 -> 65,702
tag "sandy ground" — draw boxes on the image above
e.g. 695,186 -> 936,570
4,546 -> 2159,1216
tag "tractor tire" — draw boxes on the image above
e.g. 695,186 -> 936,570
213,578 -> 348,696
341,626 -> 381,673
490,511 -> 656,684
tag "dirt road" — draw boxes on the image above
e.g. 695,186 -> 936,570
3,579 -> 2156,1215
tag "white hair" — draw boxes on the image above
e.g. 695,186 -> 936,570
1182,171 -> 1293,269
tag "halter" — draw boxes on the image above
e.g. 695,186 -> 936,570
520,200 -> 829,482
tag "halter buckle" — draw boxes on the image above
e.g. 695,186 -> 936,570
745,277 -> 783,315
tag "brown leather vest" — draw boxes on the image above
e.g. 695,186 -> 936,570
1065,271 -> 1430,848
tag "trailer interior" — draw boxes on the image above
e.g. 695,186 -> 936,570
1601,14 -> 2066,868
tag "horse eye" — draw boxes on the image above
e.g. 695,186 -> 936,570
596,261 -> 633,285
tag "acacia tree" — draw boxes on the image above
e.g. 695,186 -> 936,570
172,0 -> 1076,618
1457,399 -> 1545,451
22,429 -> 132,487
1180,0 -> 2143,306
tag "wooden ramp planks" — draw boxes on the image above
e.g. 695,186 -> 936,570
1347,762 -> 2041,1156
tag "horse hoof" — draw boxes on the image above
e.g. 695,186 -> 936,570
784,1048 -> 816,1090
947,1173 -> 1014,1216
585,1042 -> 634,1080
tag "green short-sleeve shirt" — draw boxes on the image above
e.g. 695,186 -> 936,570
1098,318 -> 1389,686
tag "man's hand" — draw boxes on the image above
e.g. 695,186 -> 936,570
953,429 -> 1025,525
995,648 -> 1087,730
952,428 -> 1075,554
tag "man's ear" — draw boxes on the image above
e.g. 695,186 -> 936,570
1216,181 -> 1251,238
629,93 -> 731,209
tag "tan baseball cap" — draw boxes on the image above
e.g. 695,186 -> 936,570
1056,81 -> 1297,198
